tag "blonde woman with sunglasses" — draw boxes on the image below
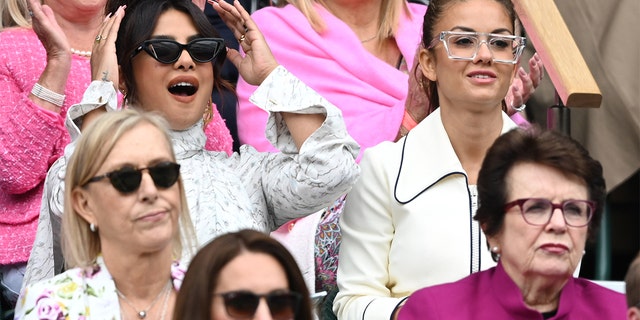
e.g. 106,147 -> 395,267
20,0 -> 360,304
15,109 -> 197,319
0,0 -> 233,308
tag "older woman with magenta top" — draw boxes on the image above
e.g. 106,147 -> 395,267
335,0 -> 532,318
15,110 -> 196,319
173,229 -> 313,320
400,128 -> 627,319
23,0 -> 360,290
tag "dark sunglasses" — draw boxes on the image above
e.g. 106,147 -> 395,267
131,38 -> 225,64
84,162 -> 181,194
215,290 -> 301,320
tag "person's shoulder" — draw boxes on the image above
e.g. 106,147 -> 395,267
360,139 -> 404,163
574,278 -> 627,299
407,1 -> 428,15
0,27 -> 39,56
0,26 -> 35,41
569,278 -> 627,317
21,267 -> 85,298
404,273 -> 485,318
251,4 -> 292,20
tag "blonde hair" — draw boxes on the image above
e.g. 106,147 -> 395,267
62,109 -> 196,268
278,0 -> 410,43
0,0 -> 31,30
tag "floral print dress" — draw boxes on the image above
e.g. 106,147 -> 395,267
14,256 -> 184,319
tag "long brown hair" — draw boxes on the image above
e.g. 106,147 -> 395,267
173,229 -> 313,320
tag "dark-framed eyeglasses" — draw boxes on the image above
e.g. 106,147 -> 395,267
131,38 -> 225,64
215,290 -> 301,320
504,198 -> 595,227
84,161 -> 181,194
428,31 -> 526,64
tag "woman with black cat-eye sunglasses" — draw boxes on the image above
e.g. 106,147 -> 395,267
19,0 -> 359,318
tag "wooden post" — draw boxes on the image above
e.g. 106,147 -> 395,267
513,0 -> 602,108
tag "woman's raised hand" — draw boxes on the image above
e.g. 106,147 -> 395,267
27,0 -> 70,61
506,53 -> 545,114
90,6 -> 126,86
209,0 -> 279,86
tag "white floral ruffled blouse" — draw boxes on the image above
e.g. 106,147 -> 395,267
14,256 -> 185,319
22,66 -> 361,288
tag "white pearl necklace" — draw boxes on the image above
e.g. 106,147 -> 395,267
70,48 -> 92,57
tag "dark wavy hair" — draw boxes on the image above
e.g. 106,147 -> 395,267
172,229 -> 313,320
474,127 -> 606,261
104,0 -> 231,106
419,0 -> 517,113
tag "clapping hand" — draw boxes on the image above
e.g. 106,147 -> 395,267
90,6 -> 126,86
210,0 -> 279,86
27,0 -> 70,61
506,53 -> 544,114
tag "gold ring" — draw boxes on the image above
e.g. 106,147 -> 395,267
238,34 -> 246,43
95,35 -> 103,42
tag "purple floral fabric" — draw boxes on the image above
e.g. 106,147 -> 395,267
314,196 -> 346,293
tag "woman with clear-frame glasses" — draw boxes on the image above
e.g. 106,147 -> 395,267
334,0 -> 534,319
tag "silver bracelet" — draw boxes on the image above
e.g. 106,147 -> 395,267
31,83 -> 65,107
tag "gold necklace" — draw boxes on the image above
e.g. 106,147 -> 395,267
116,281 -> 171,319
360,34 -> 377,43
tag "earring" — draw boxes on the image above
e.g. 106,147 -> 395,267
203,99 -> 213,128
491,246 -> 501,260
120,91 -> 128,109
90,223 -> 97,233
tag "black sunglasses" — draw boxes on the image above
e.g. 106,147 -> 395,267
131,38 -> 225,64
84,162 -> 181,194
215,290 -> 301,320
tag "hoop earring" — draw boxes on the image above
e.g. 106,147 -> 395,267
203,99 -> 213,128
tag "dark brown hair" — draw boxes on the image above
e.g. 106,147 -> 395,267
419,0 -> 517,112
172,229 -> 313,320
105,0 -> 231,106
474,127 -> 606,261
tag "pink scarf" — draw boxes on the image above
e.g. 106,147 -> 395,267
236,3 -> 427,160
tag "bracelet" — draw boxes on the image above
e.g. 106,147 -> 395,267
31,83 -> 65,107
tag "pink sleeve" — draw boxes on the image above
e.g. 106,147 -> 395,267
204,103 -> 233,155
509,112 -> 531,129
0,33 -> 68,194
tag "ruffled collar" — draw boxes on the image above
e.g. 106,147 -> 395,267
170,120 -> 206,160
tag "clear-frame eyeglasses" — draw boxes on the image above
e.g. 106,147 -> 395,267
428,31 -> 527,64
504,198 -> 595,227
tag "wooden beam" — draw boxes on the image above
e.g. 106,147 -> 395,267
513,0 -> 602,108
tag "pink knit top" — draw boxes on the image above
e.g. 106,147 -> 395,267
0,27 -> 232,265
